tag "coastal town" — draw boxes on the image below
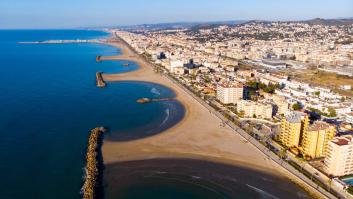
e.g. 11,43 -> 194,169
109,19 -> 353,198
4,1 -> 353,199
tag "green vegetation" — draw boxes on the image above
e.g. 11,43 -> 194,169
292,103 -> 302,110
309,107 -> 337,118
246,81 -> 280,94
347,186 -> 353,195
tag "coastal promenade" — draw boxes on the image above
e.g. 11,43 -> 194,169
100,34 -> 328,198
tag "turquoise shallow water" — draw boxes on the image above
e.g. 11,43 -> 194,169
0,30 -> 185,199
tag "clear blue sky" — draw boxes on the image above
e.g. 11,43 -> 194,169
0,0 -> 352,29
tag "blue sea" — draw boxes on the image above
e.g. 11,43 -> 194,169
0,30 -> 185,199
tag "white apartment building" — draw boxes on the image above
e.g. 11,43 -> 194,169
324,135 -> 353,177
346,112 -> 353,125
216,83 -> 244,104
237,100 -> 273,119
168,59 -> 184,73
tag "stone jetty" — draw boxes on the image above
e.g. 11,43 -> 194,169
96,72 -> 106,88
81,127 -> 106,199
136,98 -> 174,103
18,39 -> 101,44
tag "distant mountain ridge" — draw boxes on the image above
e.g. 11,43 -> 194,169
116,20 -> 248,31
302,18 -> 353,26
101,18 -> 353,31
241,18 -> 353,26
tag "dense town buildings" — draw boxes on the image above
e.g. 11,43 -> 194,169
112,19 -> 353,189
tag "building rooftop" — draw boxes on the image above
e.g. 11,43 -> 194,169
218,82 -> 243,88
307,121 -> 333,131
331,135 -> 353,146
285,111 -> 307,123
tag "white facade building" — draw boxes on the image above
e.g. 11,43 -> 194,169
324,135 -> 353,177
216,83 -> 243,104
168,60 -> 184,73
345,112 -> 353,125
237,100 -> 273,119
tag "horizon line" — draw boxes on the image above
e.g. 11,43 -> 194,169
1,16 -> 352,30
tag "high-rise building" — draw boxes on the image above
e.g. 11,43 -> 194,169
301,121 -> 336,159
279,111 -> 309,148
217,83 -> 243,104
324,135 -> 353,177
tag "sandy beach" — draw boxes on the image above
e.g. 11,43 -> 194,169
100,35 -> 321,198
101,37 -> 276,171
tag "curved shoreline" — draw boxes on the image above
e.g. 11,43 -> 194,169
99,36 -> 275,171
104,158 -> 311,199
103,80 -> 186,142
98,35 -> 322,198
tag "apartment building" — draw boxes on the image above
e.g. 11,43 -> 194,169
300,121 -> 336,159
324,135 -> 353,177
279,111 -> 309,148
237,100 -> 273,119
216,83 -> 244,104
346,112 -> 353,125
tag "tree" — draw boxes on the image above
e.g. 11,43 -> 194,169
328,107 -> 337,117
292,103 -> 301,110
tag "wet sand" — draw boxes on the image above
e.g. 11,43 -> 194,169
104,158 -> 311,199
100,34 -> 320,198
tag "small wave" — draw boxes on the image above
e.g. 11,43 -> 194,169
151,88 -> 161,96
159,108 -> 170,127
191,175 -> 201,179
154,171 -> 168,174
246,184 -> 279,199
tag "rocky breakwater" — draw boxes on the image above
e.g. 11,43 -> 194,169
81,127 -> 107,199
96,72 -> 106,88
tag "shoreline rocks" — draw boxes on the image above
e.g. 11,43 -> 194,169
81,127 -> 106,199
